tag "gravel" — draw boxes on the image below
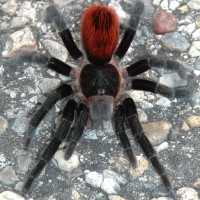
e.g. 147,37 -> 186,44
0,0 -> 199,200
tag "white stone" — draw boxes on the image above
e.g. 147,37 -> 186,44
161,0 -> 169,10
0,166 -> 18,185
192,29 -> 200,39
188,0 -> 200,10
85,171 -> 103,188
1,0 -> 18,16
10,17 -> 29,29
139,100 -> 153,109
138,109 -> 148,123
0,191 -> 25,200
169,0 -> 180,10
37,78 -> 61,94
53,150 -> 79,172
155,142 -> 169,152
182,23 -> 196,35
42,39 -> 68,62
2,27 -> 37,57
17,2 -> 36,22
101,177 -> 120,194
156,97 -> 171,107
130,91 -> 145,102
0,154 -> 6,162
176,187 -> 199,200
189,41 -> 200,57
10,91 -> 16,98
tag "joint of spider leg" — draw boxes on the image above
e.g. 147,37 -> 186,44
154,83 -> 160,95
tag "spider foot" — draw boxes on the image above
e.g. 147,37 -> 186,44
24,125 -> 36,150
174,76 -> 197,98
177,66 -> 194,80
45,5 -> 67,31
65,104 -> 89,160
129,2 -> 144,29
22,160 -> 46,194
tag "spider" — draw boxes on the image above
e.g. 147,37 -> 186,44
21,2 -> 194,197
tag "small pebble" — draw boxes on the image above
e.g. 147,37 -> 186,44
178,5 -> 189,13
72,190 -> 80,200
176,187 -> 199,200
181,122 -> 190,131
160,32 -> 190,52
154,142 -> 169,152
0,116 -> 8,135
186,115 -> 200,128
53,150 -> 80,172
192,29 -> 200,40
152,11 -> 177,34
188,0 -> 200,10
182,23 -> 196,35
160,0 -> 169,10
10,17 -> 29,29
12,117 -> 29,134
2,27 -> 37,57
129,156 -> 148,180
189,41 -> 200,57
156,97 -> 171,107
142,121 -> 172,145
1,0 -> 18,16
169,0 -> 180,10
42,39 -> 68,62
0,191 -> 25,200
101,176 -> 120,195
17,2 -> 36,22
10,91 -> 16,98
0,166 -> 18,185
85,171 -> 103,188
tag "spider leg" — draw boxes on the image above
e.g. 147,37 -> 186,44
114,105 -> 137,167
65,103 -> 89,160
131,78 -> 192,98
24,83 -> 73,149
22,100 -> 77,194
46,6 -> 83,60
32,53 -> 73,76
114,2 -> 144,59
122,98 -> 174,196
126,58 -> 194,79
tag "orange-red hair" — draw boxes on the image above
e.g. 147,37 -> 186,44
81,4 -> 119,65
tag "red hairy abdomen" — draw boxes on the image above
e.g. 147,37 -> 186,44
81,4 -> 119,64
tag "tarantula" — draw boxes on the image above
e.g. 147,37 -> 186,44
21,2 -> 193,197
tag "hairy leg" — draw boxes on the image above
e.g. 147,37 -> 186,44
24,83 -> 73,149
114,105 -> 137,167
22,99 -> 77,193
45,6 -> 83,60
114,2 -> 144,59
122,98 -> 174,197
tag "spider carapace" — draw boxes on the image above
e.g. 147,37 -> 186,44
21,2 -> 194,198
